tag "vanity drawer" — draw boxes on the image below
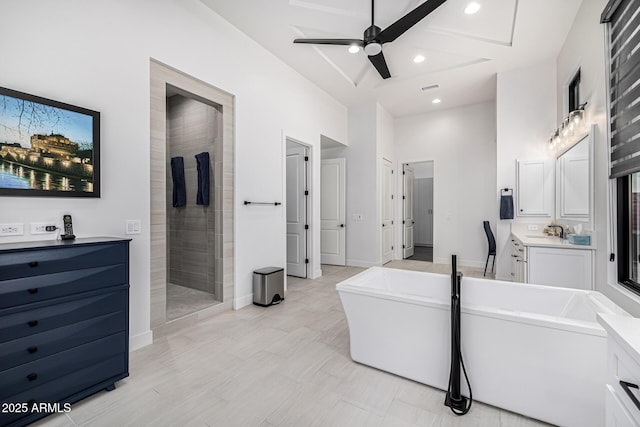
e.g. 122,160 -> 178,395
608,339 -> 640,425
0,311 -> 126,371
0,242 -> 128,280
0,287 -> 128,343
0,332 -> 126,400
0,264 -> 127,308
0,353 -> 126,427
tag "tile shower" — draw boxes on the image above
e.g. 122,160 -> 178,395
166,94 -> 221,320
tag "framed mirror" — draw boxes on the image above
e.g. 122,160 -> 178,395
555,124 -> 595,227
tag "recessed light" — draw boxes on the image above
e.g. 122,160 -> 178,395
413,54 -> 425,63
464,2 -> 481,14
348,45 -> 360,54
432,98 -> 442,104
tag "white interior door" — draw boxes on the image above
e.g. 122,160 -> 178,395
286,143 -> 308,278
425,177 -> 433,246
381,159 -> 394,264
321,158 -> 346,265
403,164 -> 415,259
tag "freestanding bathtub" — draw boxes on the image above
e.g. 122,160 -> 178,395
336,267 -> 629,427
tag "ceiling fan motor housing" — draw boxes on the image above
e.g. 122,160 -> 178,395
363,25 -> 383,56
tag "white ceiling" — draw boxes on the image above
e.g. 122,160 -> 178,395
200,0 -> 582,117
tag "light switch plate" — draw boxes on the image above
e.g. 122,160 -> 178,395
352,214 -> 363,221
125,220 -> 141,235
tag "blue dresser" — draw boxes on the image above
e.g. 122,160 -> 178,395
0,237 -> 130,426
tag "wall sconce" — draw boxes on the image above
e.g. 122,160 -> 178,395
548,102 -> 587,151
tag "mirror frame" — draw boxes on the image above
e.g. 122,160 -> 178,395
555,124 -> 596,229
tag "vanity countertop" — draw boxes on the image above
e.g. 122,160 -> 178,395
511,229 -> 596,250
597,313 -> 640,367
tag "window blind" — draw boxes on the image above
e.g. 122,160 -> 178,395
602,0 -> 640,178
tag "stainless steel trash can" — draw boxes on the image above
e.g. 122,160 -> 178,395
253,267 -> 284,306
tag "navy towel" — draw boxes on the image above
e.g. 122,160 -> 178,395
500,195 -> 514,219
195,152 -> 210,206
171,156 -> 186,207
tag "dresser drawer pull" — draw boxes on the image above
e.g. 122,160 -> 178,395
28,261 -> 39,267
27,346 -> 38,354
620,380 -> 640,412
27,288 -> 39,294
27,373 -> 38,382
28,320 -> 39,327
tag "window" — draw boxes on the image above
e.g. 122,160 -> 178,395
568,69 -> 581,113
603,0 -> 640,294
617,173 -> 640,293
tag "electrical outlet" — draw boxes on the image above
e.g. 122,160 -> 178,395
527,225 -> 539,231
0,223 -> 24,236
125,220 -> 141,235
30,223 -> 58,235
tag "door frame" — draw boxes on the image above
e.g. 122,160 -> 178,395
282,135 -> 314,287
397,158 -> 435,261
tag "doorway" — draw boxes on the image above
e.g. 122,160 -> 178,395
403,161 -> 434,262
286,139 -> 309,278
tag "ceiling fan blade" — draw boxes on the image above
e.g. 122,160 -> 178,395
377,0 -> 447,43
293,38 -> 364,46
368,51 -> 391,79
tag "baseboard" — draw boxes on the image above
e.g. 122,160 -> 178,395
496,275 -> 513,282
129,330 -> 153,351
346,259 -> 381,268
234,293 -> 254,310
312,268 -> 322,279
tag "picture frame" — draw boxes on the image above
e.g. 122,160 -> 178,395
0,87 -> 100,197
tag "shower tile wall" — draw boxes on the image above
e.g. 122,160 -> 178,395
166,94 -> 219,296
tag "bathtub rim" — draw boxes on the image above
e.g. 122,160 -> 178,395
336,267 -> 621,337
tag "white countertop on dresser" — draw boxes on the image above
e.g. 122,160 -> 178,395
511,229 -> 596,250
598,313 -> 640,368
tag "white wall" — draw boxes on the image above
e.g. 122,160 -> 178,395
495,62 -> 558,280
556,0 -> 640,316
343,104 -> 380,267
0,0 -> 347,348
395,102 -> 497,267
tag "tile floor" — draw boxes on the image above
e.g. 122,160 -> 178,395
166,283 -> 220,321
35,262 -> 546,427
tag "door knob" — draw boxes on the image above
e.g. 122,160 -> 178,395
340,224 -> 344,228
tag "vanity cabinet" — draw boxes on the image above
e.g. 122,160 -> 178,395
516,159 -> 553,217
527,246 -> 593,290
598,315 -> 640,427
0,238 -> 130,427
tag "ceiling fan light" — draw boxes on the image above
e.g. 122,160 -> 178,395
464,2 -> 481,15
364,42 -> 382,56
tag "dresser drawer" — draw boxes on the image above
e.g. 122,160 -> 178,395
0,353 -> 126,426
0,332 -> 126,400
0,310 -> 126,371
0,243 -> 128,280
0,264 -> 127,308
0,288 -> 128,343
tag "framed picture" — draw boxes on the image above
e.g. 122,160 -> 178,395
0,87 -> 100,197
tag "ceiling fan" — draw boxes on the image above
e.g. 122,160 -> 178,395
293,0 -> 447,79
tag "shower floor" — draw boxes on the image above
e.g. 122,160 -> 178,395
167,283 -> 220,321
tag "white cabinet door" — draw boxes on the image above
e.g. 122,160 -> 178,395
517,159 -> 553,217
527,246 -> 593,290
606,385 -> 639,427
